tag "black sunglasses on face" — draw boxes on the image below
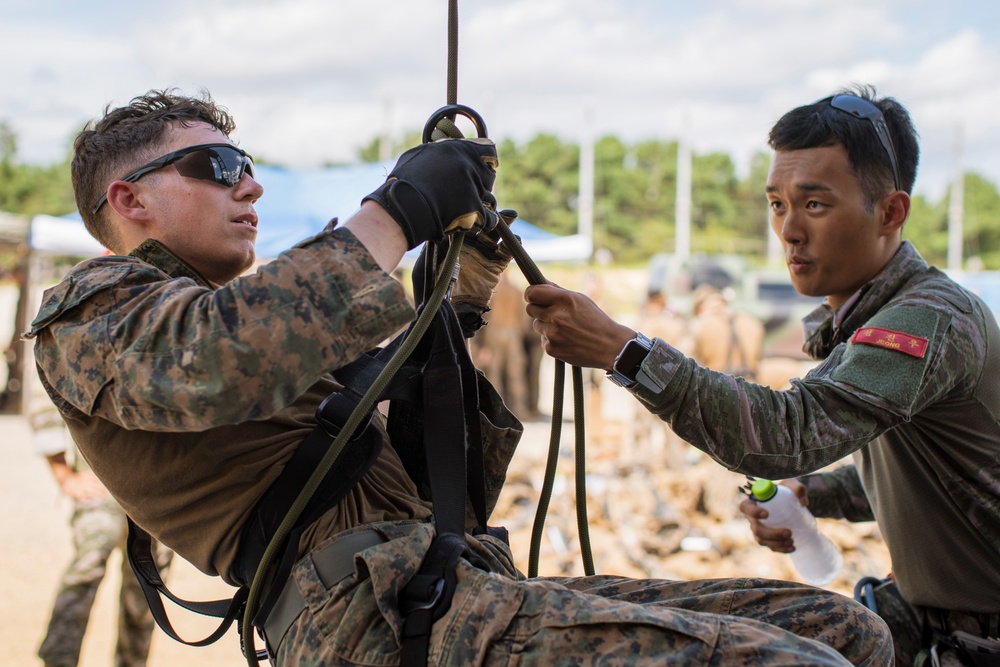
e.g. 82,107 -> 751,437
828,95 -> 901,192
92,143 -> 255,215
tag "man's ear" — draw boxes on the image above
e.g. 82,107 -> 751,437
105,181 -> 154,223
880,189 -> 910,236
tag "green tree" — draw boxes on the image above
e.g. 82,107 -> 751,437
495,134 -> 579,238
0,120 -> 75,217
356,131 -> 423,164
903,193 -> 947,267
961,173 -> 1000,268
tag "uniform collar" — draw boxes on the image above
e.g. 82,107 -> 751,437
128,239 -> 215,288
801,241 -> 928,359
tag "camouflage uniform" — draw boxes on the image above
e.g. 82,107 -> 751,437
33,422 -> 173,667
28,225 -> 890,666
37,496 -> 172,667
629,242 -> 1000,664
690,305 -> 765,380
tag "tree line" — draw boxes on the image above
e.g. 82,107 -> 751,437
3,120 -> 1000,272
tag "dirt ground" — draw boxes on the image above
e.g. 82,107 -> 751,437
0,413 -> 246,666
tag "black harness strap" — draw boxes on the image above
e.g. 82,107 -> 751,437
126,299 -> 490,659
126,351 -> 388,657
397,300 -> 484,667
126,517 -> 247,647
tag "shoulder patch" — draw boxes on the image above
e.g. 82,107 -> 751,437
832,305 -> 942,412
850,326 -> 928,358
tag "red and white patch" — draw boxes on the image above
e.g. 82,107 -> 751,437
850,326 -> 928,359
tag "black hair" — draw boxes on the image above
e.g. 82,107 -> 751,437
768,84 -> 919,209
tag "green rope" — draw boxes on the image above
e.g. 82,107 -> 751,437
243,4 -> 593,657
494,214 -> 594,577
447,0 -> 458,105
527,359 -> 562,577
572,365 -> 594,575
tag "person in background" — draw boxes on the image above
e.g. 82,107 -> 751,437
525,85 -> 1000,666
32,402 -> 172,667
476,270 -> 531,420
689,284 -> 764,380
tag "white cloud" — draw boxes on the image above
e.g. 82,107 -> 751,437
1,0 -> 999,199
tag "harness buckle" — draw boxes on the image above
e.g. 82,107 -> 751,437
399,575 -> 445,616
315,392 -> 373,440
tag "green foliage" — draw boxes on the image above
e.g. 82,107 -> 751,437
961,173 -> 1000,268
0,121 -> 76,218
356,131 -> 426,164
903,193 -> 947,266
495,134 -> 579,238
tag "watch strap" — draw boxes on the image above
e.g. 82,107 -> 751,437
606,332 -> 653,388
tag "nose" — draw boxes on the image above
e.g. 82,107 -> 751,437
776,208 -> 805,247
237,172 -> 264,201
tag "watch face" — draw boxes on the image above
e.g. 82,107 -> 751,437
617,340 -> 649,374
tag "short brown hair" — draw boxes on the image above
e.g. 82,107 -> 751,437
72,88 -> 237,250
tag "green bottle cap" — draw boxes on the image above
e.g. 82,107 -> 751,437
750,479 -> 777,501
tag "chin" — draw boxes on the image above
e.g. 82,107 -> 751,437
789,279 -> 822,299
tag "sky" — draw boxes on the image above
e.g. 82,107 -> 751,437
2,0 -> 999,202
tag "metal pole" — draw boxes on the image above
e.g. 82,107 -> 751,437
947,123 -> 965,272
675,106 -> 692,261
578,104 -> 595,261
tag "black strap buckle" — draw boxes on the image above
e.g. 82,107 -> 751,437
315,392 -> 373,440
399,575 -> 445,617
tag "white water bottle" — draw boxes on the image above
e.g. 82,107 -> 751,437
750,479 -> 843,586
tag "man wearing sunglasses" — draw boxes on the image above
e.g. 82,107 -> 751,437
27,89 -> 893,667
526,85 -> 1000,666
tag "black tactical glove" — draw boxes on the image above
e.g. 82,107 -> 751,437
362,138 -> 499,249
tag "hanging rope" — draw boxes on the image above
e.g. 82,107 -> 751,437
490,214 -> 593,577
447,0 -> 458,105
435,0 -> 595,577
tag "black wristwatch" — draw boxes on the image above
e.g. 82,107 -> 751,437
606,332 -> 653,388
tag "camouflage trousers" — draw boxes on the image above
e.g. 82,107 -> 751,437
863,577 -> 1000,667
38,498 -> 173,667
276,521 -> 892,666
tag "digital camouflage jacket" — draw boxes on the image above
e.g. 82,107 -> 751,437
632,241 -> 1000,612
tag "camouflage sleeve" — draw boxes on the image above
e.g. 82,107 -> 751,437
798,465 -> 875,522
29,227 -> 416,432
627,338 -> 921,479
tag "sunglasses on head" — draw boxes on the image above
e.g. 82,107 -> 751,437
828,95 -> 901,192
92,143 -> 255,215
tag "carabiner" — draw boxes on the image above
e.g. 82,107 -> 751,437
421,104 -> 489,143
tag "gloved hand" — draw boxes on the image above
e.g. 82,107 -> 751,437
410,210 -> 518,337
451,228 -> 516,337
362,138 -> 499,249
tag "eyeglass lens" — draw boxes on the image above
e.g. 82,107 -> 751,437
174,146 -> 254,186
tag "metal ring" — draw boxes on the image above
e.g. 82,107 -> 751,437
421,104 -> 489,143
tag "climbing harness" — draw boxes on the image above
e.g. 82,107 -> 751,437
127,1 -> 600,665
